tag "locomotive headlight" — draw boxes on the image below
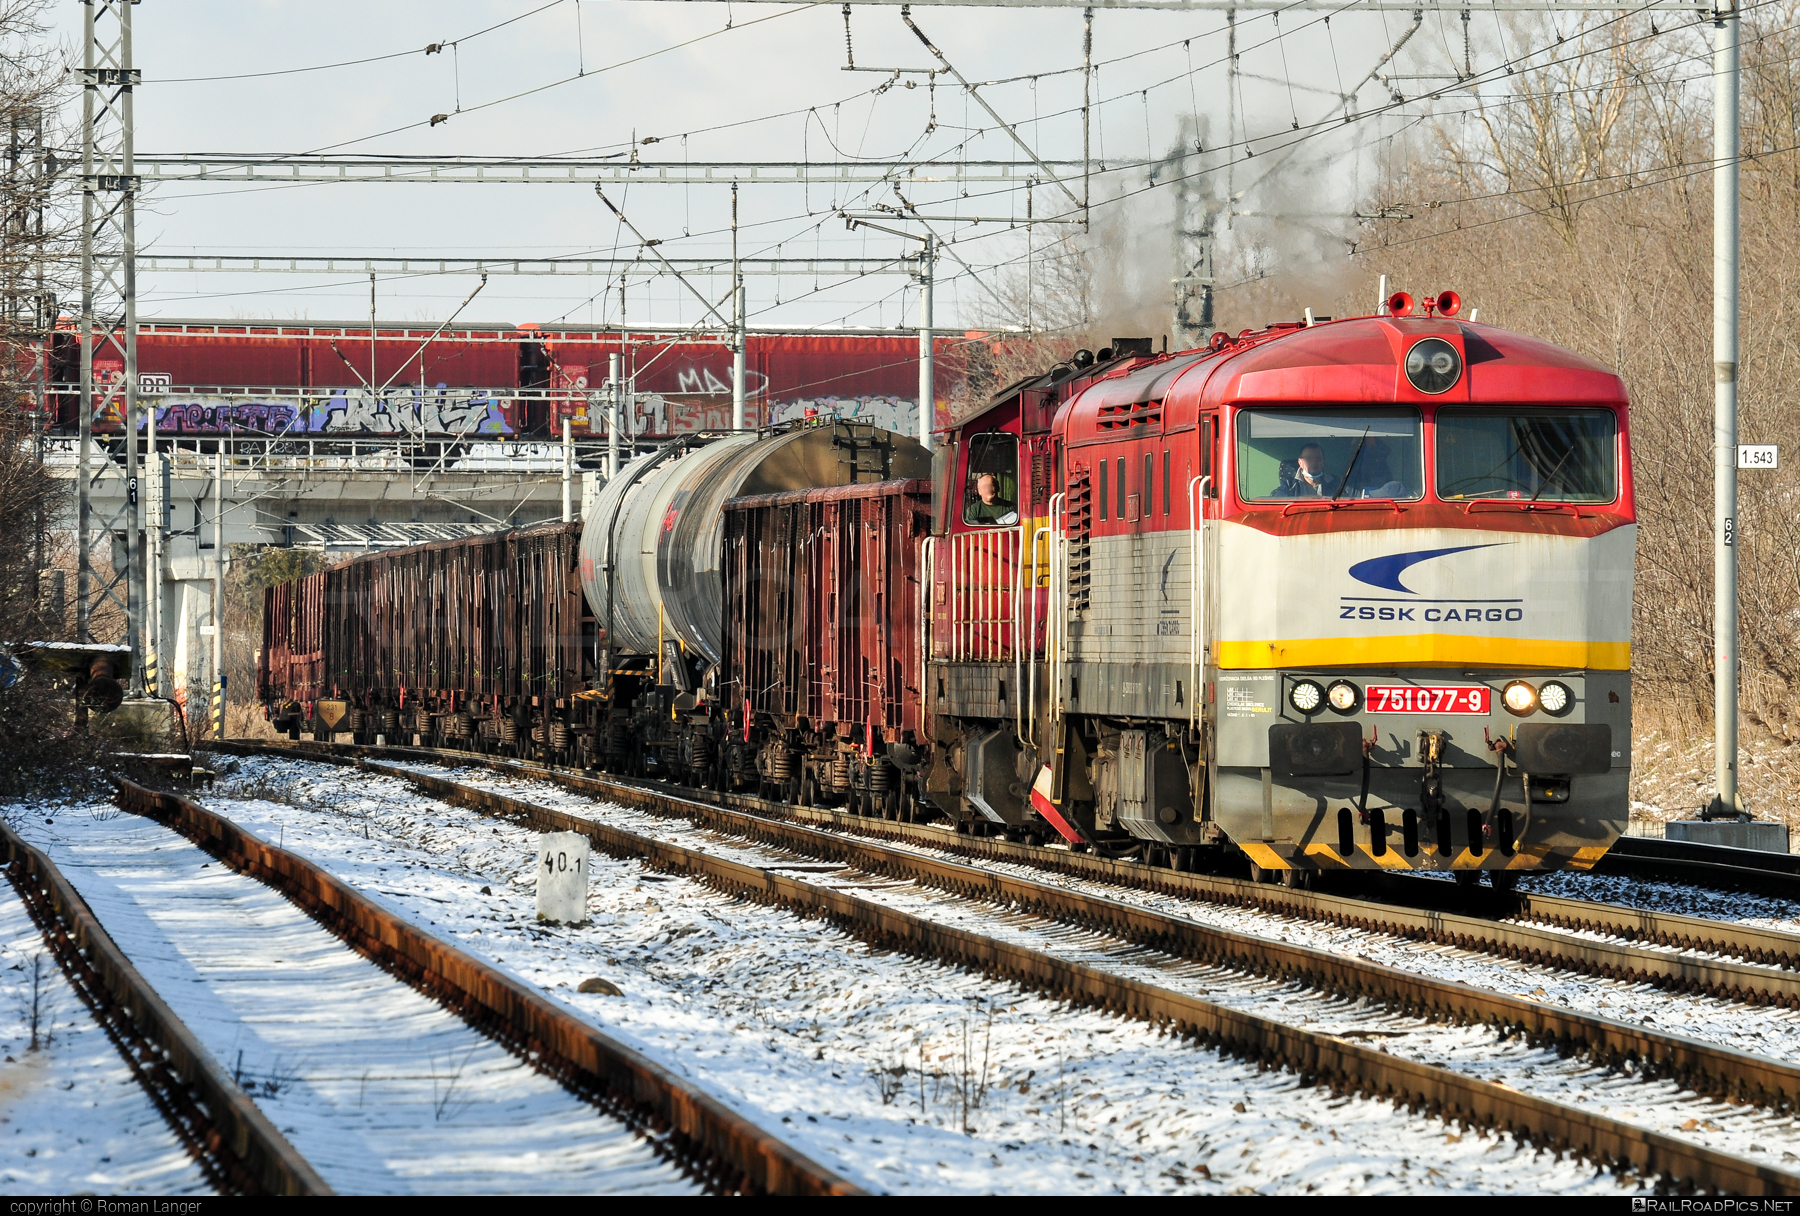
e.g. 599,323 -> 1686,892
1502,680 -> 1539,716
1289,679 -> 1326,714
1404,337 -> 1462,394
1326,680 -> 1361,713
1538,680 -> 1573,716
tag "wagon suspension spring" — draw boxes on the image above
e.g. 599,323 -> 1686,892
768,748 -> 794,781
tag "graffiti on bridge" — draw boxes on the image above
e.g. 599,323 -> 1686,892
108,388 -> 515,436
97,388 -> 922,439
305,387 -> 511,435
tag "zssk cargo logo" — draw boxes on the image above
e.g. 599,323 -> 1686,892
1337,543 -> 1525,625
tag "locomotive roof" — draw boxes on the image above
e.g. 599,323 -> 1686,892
1058,315 -> 1627,440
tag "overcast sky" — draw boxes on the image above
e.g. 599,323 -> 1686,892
47,0 -> 1450,330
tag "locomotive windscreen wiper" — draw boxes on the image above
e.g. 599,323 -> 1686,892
1527,444 -> 1577,503
1334,425 -> 1372,500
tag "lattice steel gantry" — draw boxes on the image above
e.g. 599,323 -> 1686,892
5,106 -> 54,603
76,0 -> 141,689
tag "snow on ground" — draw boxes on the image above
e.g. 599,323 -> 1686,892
0,861 -> 211,1194
424,761 -> 1800,1067
155,756 -> 1689,1194
4,802 -> 699,1196
1628,728 -> 1800,841
343,756 -> 1800,1172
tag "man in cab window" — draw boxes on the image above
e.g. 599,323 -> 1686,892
1275,442 -> 1337,497
966,472 -> 1020,525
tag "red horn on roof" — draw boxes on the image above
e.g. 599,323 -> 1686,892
1436,291 -> 1462,317
1386,291 -> 1415,317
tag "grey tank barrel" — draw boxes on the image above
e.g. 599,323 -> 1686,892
580,424 -> 930,666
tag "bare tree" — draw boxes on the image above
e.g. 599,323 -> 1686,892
1,0 -> 77,643
0,0 -> 108,796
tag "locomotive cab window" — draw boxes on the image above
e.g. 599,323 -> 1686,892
1235,407 -> 1423,502
1436,408 -> 1618,503
963,431 -> 1021,526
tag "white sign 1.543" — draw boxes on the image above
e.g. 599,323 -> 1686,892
1739,444 -> 1779,469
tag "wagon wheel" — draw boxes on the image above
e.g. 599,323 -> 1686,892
799,772 -> 815,808
1281,867 -> 1314,891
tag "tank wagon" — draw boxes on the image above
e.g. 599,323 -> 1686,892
263,293 -> 1634,888
260,422 -> 927,769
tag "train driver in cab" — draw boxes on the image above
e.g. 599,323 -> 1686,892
1275,442 -> 1337,497
966,472 -> 1020,525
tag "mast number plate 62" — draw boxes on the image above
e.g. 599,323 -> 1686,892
1365,685 -> 1490,714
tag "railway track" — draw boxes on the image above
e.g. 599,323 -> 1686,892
89,778 -> 858,1196
1596,837 -> 1800,903
217,739 -> 1800,1193
225,740 -> 1800,1005
1,819 -> 326,1195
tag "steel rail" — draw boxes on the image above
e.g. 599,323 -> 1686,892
1509,890 -> 1800,969
0,820 -> 329,1196
220,740 -> 1800,1004
110,778 -> 859,1197
1598,836 -> 1800,903
734,802 -> 1800,999
755,791 -> 1800,1001
211,747 -> 1800,1194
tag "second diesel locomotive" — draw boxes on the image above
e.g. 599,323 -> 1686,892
262,291 -> 1632,886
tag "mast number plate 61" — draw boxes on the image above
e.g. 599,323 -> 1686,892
1365,685 -> 1490,714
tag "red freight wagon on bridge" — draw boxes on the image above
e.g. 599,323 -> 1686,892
50,321 -> 960,440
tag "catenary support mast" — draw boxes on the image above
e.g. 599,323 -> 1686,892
917,236 -> 934,451
76,0 -> 141,689
1712,2 -> 1742,817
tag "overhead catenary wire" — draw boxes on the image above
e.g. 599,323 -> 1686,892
146,0 -> 567,84
872,0 -> 1773,229
294,4 -> 828,158
125,0 -> 1770,336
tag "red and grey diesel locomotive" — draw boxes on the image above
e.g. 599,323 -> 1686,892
262,292 -> 1633,886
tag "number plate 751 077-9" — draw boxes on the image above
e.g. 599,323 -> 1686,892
1364,685 -> 1490,714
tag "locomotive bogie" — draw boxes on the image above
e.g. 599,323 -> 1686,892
1085,724 -> 1203,845
1211,763 -> 1627,875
